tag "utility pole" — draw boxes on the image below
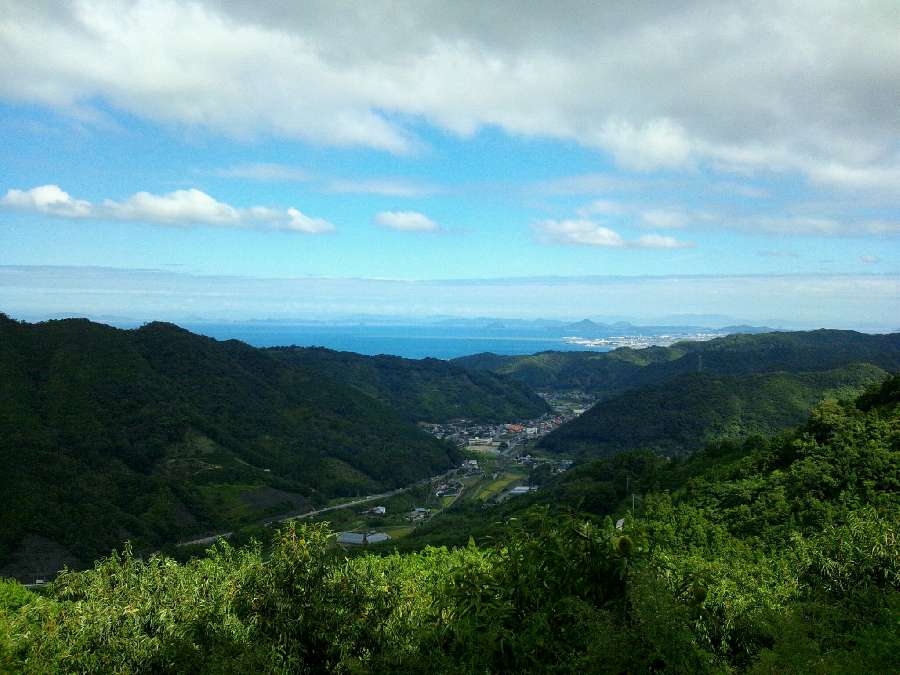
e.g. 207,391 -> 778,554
626,472 -> 634,515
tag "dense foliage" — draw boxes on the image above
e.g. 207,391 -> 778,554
454,329 -> 900,398
268,346 -> 549,423
539,363 -> 887,457
0,316 -> 462,579
2,376 -> 897,673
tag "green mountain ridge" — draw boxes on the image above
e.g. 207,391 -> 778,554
454,329 -> 900,398
2,375 -> 897,673
266,346 -> 549,423
5,315 -> 527,578
539,362 -> 889,457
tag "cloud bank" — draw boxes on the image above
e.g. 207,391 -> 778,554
1,1 -> 898,188
570,195 -> 900,238
1,266 -> 897,331
1,185 -> 334,233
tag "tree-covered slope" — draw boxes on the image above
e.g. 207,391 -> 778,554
266,346 -> 549,422
539,363 -> 888,456
2,377 -> 897,673
0,315 -> 459,578
453,344 -> 679,396
454,329 -> 900,398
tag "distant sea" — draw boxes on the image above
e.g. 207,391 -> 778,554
182,323 -> 610,360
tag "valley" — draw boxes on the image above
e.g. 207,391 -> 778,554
2,317 -> 898,673
176,396 -> 585,552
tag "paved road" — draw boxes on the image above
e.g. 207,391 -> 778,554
176,470 -> 455,547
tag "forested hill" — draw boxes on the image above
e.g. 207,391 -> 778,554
538,363 -> 888,457
454,329 -> 900,398
2,376 -> 896,673
266,346 -> 549,423
0,315 -> 461,580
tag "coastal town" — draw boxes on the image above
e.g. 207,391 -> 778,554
418,390 -> 592,454
329,392 -> 590,546
171,391 -> 594,552
563,331 -> 729,349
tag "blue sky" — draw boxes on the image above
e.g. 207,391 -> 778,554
0,2 -> 897,326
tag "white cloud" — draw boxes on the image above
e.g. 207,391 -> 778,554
866,221 -> 900,235
575,201 -> 691,230
633,234 -> 693,249
639,209 -> 689,229
326,178 -> 438,197
534,219 -> 692,249
282,208 -> 335,234
576,199 -> 628,217
568,201 -> 900,239
212,165 -> 437,197
1,184 -> 334,233
4,2 -> 896,184
2,185 -> 92,217
6,266 -> 896,331
535,173 -> 635,196
103,189 -> 240,225
534,219 -> 624,247
215,163 -> 311,182
714,182 -> 770,199
594,118 -> 694,171
806,162 -> 900,194
374,210 -> 440,232
742,215 -> 900,236
860,255 -> 881,264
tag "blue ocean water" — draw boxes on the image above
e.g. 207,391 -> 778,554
182,323 -> 609,360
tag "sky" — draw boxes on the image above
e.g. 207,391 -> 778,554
0,1 -> 898,327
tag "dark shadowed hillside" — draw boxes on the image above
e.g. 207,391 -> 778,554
0,315 -> 462,578
3,376 -> 896,674
266,346 -> 549,422
538,363 -> 889,457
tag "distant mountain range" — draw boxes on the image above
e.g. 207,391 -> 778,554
454,329 -> 900,397
11,311 -> 786,335
428,317 -> 777,336
458,329 -> 900,458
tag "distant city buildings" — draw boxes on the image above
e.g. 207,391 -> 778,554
562,332 -> 727,349
419,395 -> 592,452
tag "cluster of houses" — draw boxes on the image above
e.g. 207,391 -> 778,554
515,454 -> 573,473
434,479 -> 463,497
420,410 -> 580,452
537,390 -> 594,416
460,458 -> 482,475
407,507 -> 431,522
419,419 -> 513,447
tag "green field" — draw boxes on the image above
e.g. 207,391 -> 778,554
466,471 -> 527,502
379,525 -> 415,539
